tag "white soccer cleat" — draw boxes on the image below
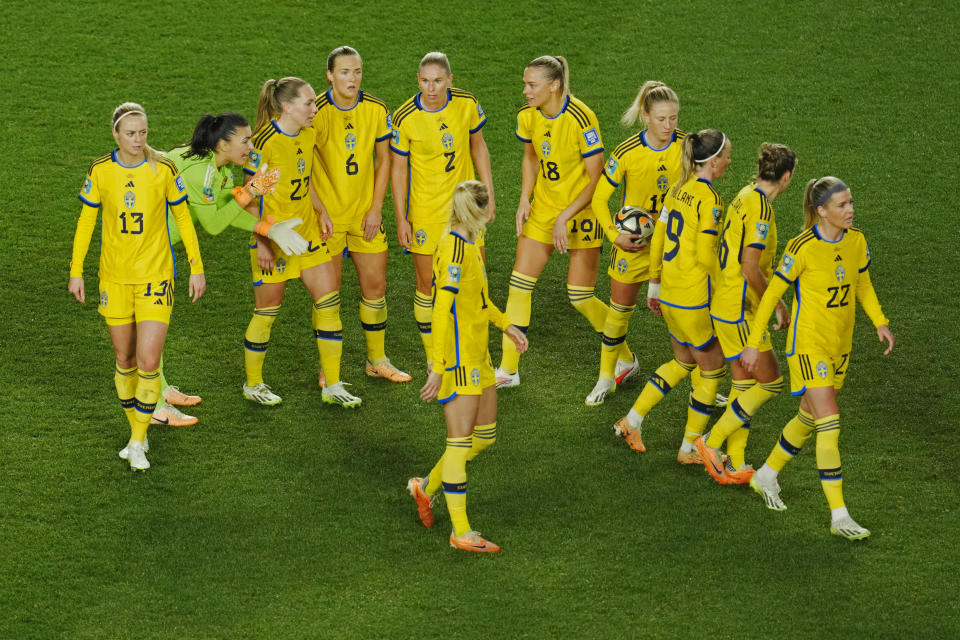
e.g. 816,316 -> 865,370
243,383 -> 282,406
119,437 -> 149,459
494,368 -> 519,389
585,378 -> 615,406
121,440 -> 150,471
322,381 -> 362,408
614,352 -> 640,385
831,516 -> 871,541
750,473 -> 787,511
151,405 -> 198,426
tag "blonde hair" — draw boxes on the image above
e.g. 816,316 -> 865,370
526,55 -> 570,96
674,129 -> 726,196
255,77 -> 309,131
419,51 -> 451,75
449,180 -> 489,241
802,176 -> 848,230
111,102 -> 161,171
621,81 -> 679,127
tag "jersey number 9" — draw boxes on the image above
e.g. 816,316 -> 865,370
663,210 -> 684,262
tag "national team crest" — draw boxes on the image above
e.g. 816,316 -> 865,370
583,128 -> 600,146
756,222 -> 769,240
99,290 -> 108,307
780,254 -> 795,274
297,157 -> 306,175
124,191 -> 136,209
345,132 -> 357,150
617,258 -> 628,275
276,258 -> 286,273
541,140 -> 552,158
816,360 -> 828,379
657,174 -> 668,192
441,132 -> 454,151
835,264 -> 846,283
470,368 -> 481,386
83,177 -> 92,194
248,150 -> 261,169
415,229 -> 427,246
606,157 -> 618,175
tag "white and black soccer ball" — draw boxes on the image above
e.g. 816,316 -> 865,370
614,206 -> 655,243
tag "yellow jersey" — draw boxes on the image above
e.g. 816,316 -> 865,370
245,121 -> 322,244
312,89 -> 392,226
71,150 -> 202,283
658,177 -> 723,309
391,88 -> 486,224
518,95 -> 604,220
711,183 -> 778,322
431,231 -> 509,370
755,226 -> 888,356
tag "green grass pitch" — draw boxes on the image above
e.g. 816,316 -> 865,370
2,1 -> 958,637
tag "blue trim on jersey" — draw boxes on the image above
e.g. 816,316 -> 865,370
516,132 -> 532,143
438,391 -> 458,405
243,167 -> 256,175
375,132 -> 392,142
703,229 -> 718,236
389,145 -> 410,156
469,118 -> 487,134
452,300 -> 461,370
619,178 -> 627,209
859,258 -> 871,273
659,298 -> 709,310
812,225 -> 846,243
165,202 -> 178,280
405,156 -> 411,219
667,331 -> 716,351
78,194 -> 100,207
696,177 -> 714,186
252,278 -> 264,286
450,230 -> 475,245
724,351 -> 743,361
326,88 -> 360,111
442,285 -> 459,293
640,130 -> 677,152
747,242 -> 766,250
774,271 -> 794,285
538,95 -> 569,120
271,120 -> 301,137
791,385 -> 806,396
111,149 -> 146,169
710,315 -> 744,324
582,147 -> 605,158
168,194 -> 188,206
785,280 -> 801,356
603,171 -> 619,188
754,185 -> 769,198
414,89 -> 452,113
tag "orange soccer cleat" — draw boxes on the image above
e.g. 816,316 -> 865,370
162,385 -> 202,407
613,417 -> 646,453
406,477 -> 435,528
449,530 -> 501,553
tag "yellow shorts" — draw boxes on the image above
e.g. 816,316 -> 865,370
607,245 -> 652,284
98,278 -> 174,326
522,208 -> 604,249
438,360 -> 495,404
787,351 -> 850,396
408,220 -> 484,255
661,303 -> 715,350
327,216 -> 388,255
712,315 -> 772,360
250,236 -> 331,285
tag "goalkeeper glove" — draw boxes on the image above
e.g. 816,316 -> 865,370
233,163 -> 281,206
255,216 -> 309,256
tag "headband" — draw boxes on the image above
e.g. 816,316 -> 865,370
114,110 -> 146,128
694,133 -> 726,164
815,181 -> 849,208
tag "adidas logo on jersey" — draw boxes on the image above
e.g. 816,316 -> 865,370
439,122 -> 448,130
544,131 -> 551,137
296,148 -> 303,155
345,123 -> 355,129
834,254 -> 843,262
125,181 -> 135,187
154,298 -> 164,305
657,164 -> 667,171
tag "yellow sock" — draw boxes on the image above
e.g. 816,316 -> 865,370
313,291 -> 343,385
114,363 -> 138,429
425,453 -> 444,496
500,271 -> 536,374
632,359 -> 695,416
766,409 -> 815,472
413,291 -> 433,368
442,436 -> 472,537
244,305 -> 280,386
466,423 -> 497,462
567,284 -> 609,333
815,415 -> 844,509
600,301 -> 634,381
684,366 -> 725,444
706,378 -> 753,445
359,296 -> 387,364
725,377 -> 784,468
131,368 -> 161,443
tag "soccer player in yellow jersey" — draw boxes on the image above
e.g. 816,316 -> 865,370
241,77 -> 361,408
495,55 -> 612,388
585,81 -> 684,406
694,143 -> 797,485
312,46 -> 410,386
613,130 -> 731,464
406,181 -> 527,553
742,177 -> 894,540
68,102 -> 206,471
390,52 -> 495,372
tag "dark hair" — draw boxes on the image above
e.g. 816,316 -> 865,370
756,142 -> 796,182
327,45 -> 361,73
184,113 -> 249,159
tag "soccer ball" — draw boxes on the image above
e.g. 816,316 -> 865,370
614,206 -> 655,243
